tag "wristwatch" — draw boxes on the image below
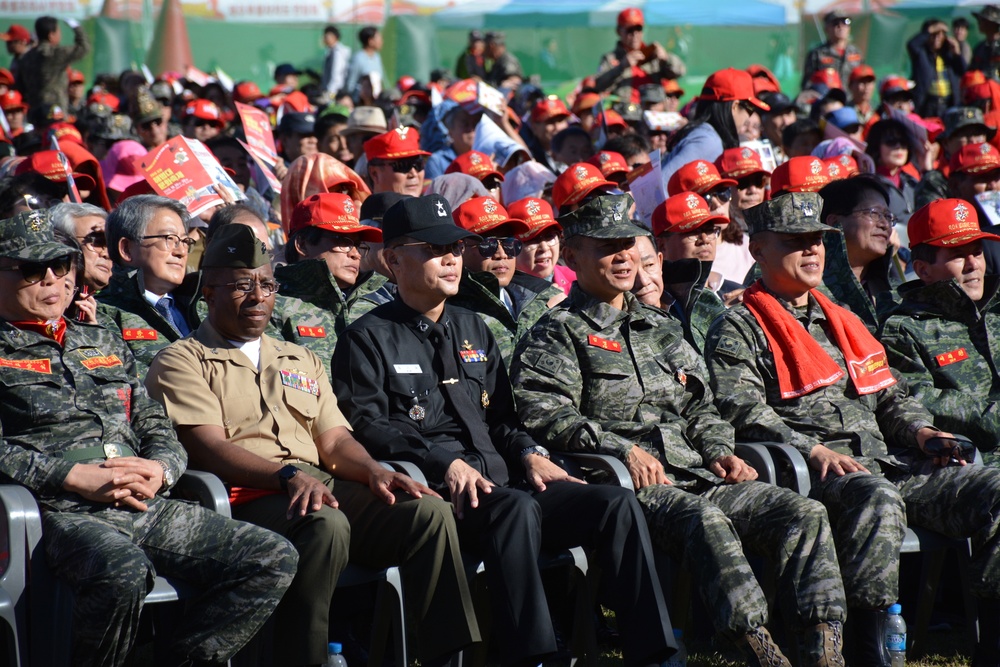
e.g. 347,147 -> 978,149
277,464 -> 299,491
520,445 -> 551,460
154,460 -> 174,487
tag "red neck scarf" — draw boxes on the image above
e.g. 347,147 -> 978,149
742,282 -> 896,399
11,318 -> 67,346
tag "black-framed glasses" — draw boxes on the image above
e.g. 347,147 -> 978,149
478,237 -> 522,258
218,279 -> 280,296
76,231 -> 107,250
679,226 -> 723,241
739,101 -> 757,116
375,157 -> 426,174
882,137 -> 908,149
139,117 -> 165,131
324,235 -> 371,257
737,174 -> 767,190
624,25 -> 643,34
141,234 -> 196,251
394,240 -> 466,257
703,188 -> 733,205
0,255 -> 74,285
851,207 -> 897,226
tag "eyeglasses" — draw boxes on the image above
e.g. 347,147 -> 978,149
194,119 -> 220,129
375,157 -> 426,174
76,231 -> 107,250
882,137 -> 908,149
739,101 -> 757,116
218,279 -> 280,296
679,226 -> 723,242
737,174 -> 767,190
478,237 -> 523,258
624,25 -> 643,34
394,240 -> 466,257
0,255 -> 74,285
325,235 -> 371,256
851,207 -> 897,226
703,188 -> 733,205
140,117 -> 165,131
141,234 -> 196,251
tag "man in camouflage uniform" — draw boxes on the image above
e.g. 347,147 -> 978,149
880,200 -> 1000,462
510,194 -> 847,667
448,196 -> 563,365
595,8 -> 685,106
0,210 -> 298,667
801,11 -> 864,93
98,195 -> 201,375
274,193 -> 393,376
973,5 -> 1000,82
705,191 -> 1000,666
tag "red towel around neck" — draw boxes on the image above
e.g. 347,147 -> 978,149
742,282 -> 896,399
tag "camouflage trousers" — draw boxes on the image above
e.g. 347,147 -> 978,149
637,480 -> 846,639
813,463 -> 1000,609
43,497 -> 298,667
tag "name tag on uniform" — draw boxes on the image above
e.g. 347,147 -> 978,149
297,326 -> 326,338
0,358 -> 51,374
936,347 -> 968,367
394,364 -> 423,374
587,334 -> 622,352
81,355 -> 123,370
280,369 -> 320,396
122,328 -> 158,341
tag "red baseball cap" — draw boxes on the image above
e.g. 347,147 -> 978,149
288,193 -> 382,240
0,69 -> 13,87
572,92 -> 603,116
234,81 -> 264,103
552,163 -> 617,210
909,198 -> 1000,247
849,65 -> 876,84
363,127 -> 431,161
810,68 -> 844,90
603,109 -> 628,128
746,64 -> 780,95
49,122 -> 85,147
282,91 -> 313,114
880,76 -> 915,99
87,91 -> 119,112
14,150 -> 97,191
662,79 -> 685,97
397,75 -> 417,92
586,151 -> 629,182
965,82 -> 993,104
531,97 -> 571,124
769,156 -> 830,195
453,196 -> 529,237
698,68 -> 770,112
617,8 -> 644,28
950,142 -> 1000,174
446,150 -> 504,183
652,192 -> 730,237
118,178 -> 155,202
824,155 -> 859,181
67,69 -> 85,85
715,147 -> 769,181
184,99 -> 224,126
0,90 -> 25,112
0,25 -> 30,42
508,197 -> 561,241
962,70 -> 989,91
667,159 -> 737,196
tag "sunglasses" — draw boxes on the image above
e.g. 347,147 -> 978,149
376,157 -> 426,174
0,255 -> 74,284
703,188 -> 733,205
395,240 -> 466,257
77,231 -> 107,250
140,117 -> 165,130
478,237 -> 523,258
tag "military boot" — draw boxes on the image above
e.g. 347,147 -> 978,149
800,621 -> 846,667
972,598 -> 1000,667
843,608 -> 890,667
736,626 -> 793,667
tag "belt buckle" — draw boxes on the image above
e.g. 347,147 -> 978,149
103,443 -> 123,459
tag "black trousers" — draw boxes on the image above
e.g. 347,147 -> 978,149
455,481 -> 676,667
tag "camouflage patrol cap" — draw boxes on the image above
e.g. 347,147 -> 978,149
559,193 -> 643,240
0,210 -> 77,262
745,191 -> 840,237
201,224 -> 270,269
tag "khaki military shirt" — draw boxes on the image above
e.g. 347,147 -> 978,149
145,320 -> 349,466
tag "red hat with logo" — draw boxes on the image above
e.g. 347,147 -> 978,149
698,68 -> 770,112
234,81 -> 264,103
769,156 -> 830,195
552,162 -> 617,210
950,142 -> 1000,174
909,198 -> 1000,247
183,99 -> 225,127
446,150 -> 504,183
288,193 -> 382,240
586,151 -> 629,182
453,196 -> 529,236
603,109 -> 629,129
49,122 -> 85,147
667,159 -> 738,196
652,192 -> 730,236
0,90 -> 25,112
508,197 -> 561,241
0,25 -> 30,42
364,127 -> 431,161
617,7 -> 644,28
87,91 -> 119,111
715,147 -> 769,181
14,150 -> 97,191
824,155 -> 859,181
849,65 -> 876,84
531,97 -> 571,124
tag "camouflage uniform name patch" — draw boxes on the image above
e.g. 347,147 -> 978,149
81,355 -> 124,370
296,326 -> 327,338
935,348 -> 968,367
0,357 -> 52,373
587,334 -> 621,352
122,328 -> 158,340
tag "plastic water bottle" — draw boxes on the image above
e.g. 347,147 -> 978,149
885,604 -> 906,667
326,642 -> 348,667
663,628 -> 687,667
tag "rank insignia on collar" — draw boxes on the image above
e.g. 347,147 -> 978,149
587,334 -> 622,352
935,347 -> 968,367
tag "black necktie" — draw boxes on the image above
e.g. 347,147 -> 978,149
429,322 -> 509,487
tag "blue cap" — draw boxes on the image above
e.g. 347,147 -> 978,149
826,106 -> 861,131
329,642 -> 342,653
888,603 -> 902,614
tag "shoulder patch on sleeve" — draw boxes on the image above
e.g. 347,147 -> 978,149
519,348 -> 566,381
711,334 -> 747,361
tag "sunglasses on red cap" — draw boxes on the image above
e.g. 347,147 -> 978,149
477,237 -> 523,258
372,157 -> 426,173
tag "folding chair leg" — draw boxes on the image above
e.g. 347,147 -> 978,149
367,567 -> 406,667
